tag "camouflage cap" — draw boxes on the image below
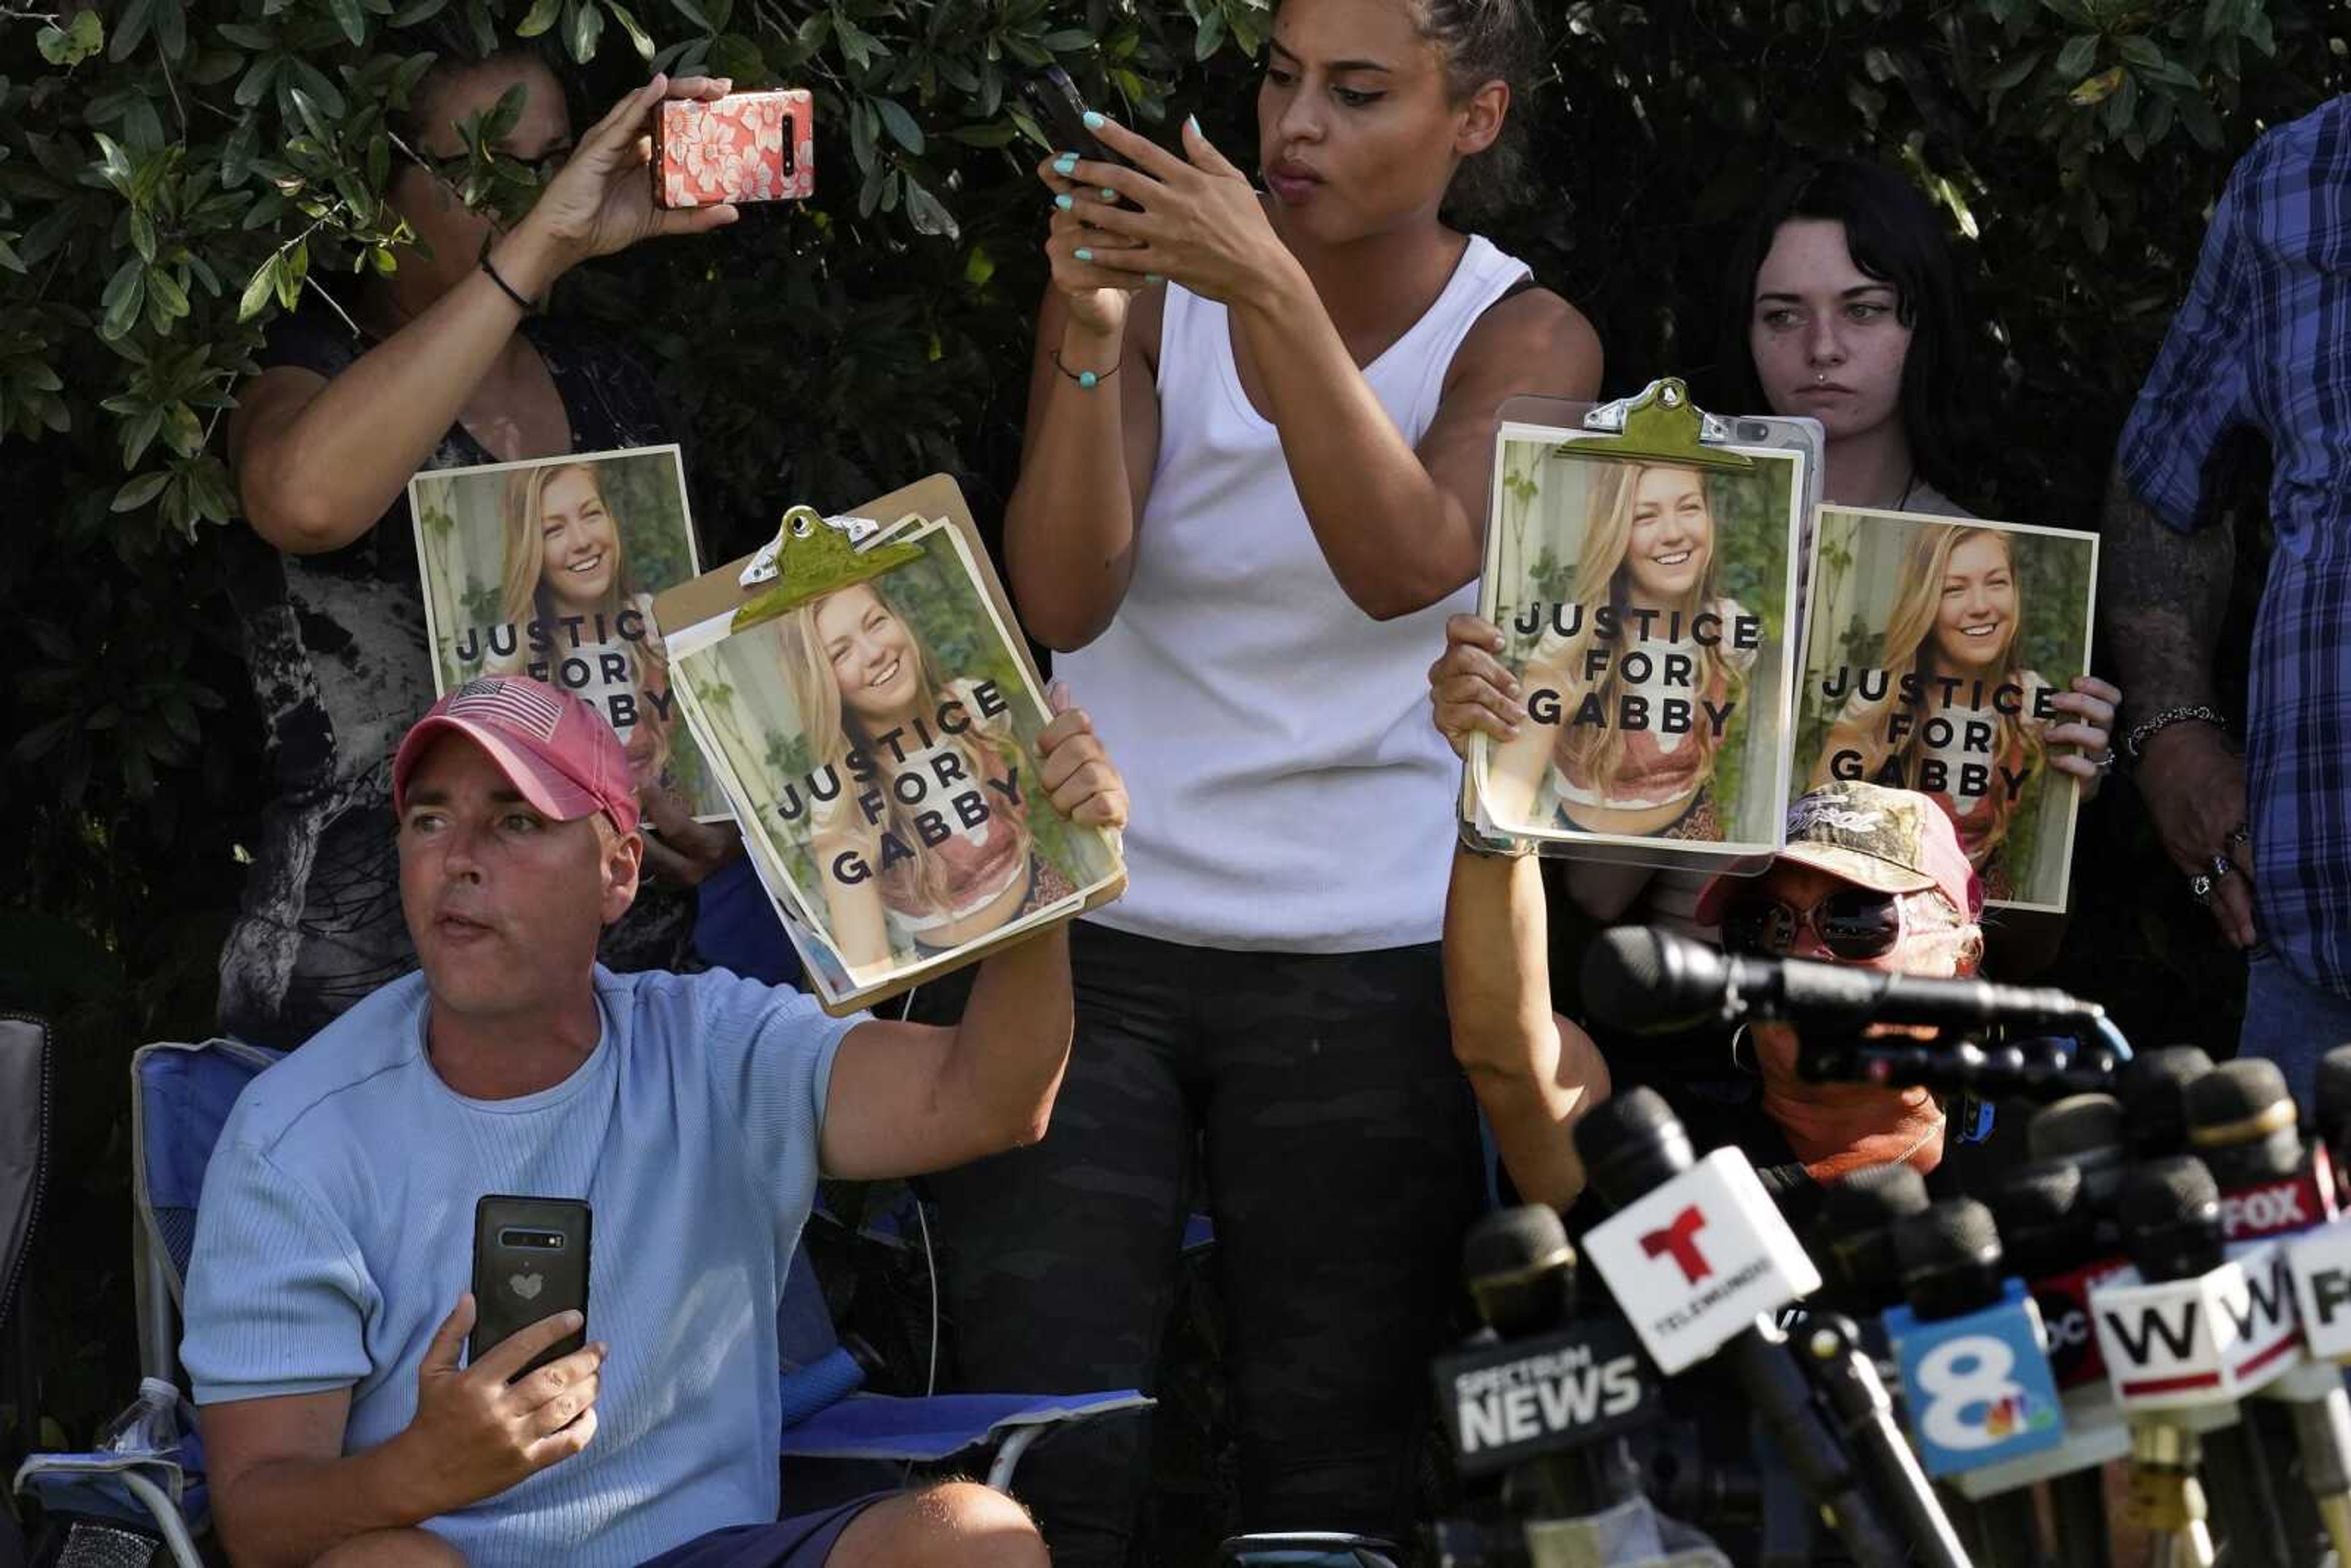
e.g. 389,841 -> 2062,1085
1695,779 -> 1982,925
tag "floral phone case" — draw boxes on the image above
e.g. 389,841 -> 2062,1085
653,89 -> 814,209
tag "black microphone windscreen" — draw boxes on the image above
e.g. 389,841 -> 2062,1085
1894,1198 -> 2003,1280
2027,1094 -> 2124,1163
2186,1057 -> 2295,1131
2321,1046 -> 2351,1140
2125,1152 -> 2210,1241
1463,1204 -> 1572,1286
2117,1045 -> 2214,1155
1993,1156 -> 2083,1227
1581,927 -> 1723,1033
1992,1157 -> 2091,1272
1817,1161 -> 1932,1232
1572,1086 -> 1692,1205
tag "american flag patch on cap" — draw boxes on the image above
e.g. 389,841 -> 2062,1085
448,677 -> 566,741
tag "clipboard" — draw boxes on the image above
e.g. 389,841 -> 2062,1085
655,473 -> 1126,1017
1461,377 -> 1821,875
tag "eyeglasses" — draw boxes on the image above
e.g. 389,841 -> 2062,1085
1720,886 -> 1906,961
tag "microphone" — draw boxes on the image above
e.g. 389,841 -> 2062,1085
2188,1058 -> 2338,1244
2027,1094 -> 2131,1220
1572,1089 -> 1918,1568
1581,926 -> 2110,1038
2091,1156 -> 2304,1567
2118,1046 -> 2217,1159
1985,1158 -> 2129,1567
1880,1199 -> 2065,1567
1808,1162 -> 1930,1316
1432,1206 -> 1728,1566
2183,1060 -> 2349,1564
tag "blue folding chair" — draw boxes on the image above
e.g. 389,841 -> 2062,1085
15,1037 -> 1149,1563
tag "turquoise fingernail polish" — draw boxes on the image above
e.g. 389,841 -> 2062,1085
1082,110 -> 1104,130
1054,153 -> 1079,176
1056,193 -> 1074,211
1101,187 -> 1117,201
1074,247 -> 1094,262
1186,113 -> 1200,135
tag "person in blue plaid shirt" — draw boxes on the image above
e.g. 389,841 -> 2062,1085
2104,94 -> 2351,1083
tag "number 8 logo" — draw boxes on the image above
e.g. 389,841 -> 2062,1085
1914,1334 -> 2025,1452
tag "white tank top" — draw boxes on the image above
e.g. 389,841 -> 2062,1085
1056,234 -> 1531,951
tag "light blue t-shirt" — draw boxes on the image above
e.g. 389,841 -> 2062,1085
181,965 -> 861,1567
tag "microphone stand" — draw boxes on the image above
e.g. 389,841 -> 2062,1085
1792,1314 -> 1971,1568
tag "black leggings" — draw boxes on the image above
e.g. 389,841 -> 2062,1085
921,921 -> 1483,1565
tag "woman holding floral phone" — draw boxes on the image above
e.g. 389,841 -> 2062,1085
928,0 -> 1601,1558
218,34 -> 741,1048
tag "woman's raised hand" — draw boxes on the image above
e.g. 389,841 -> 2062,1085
1427,613 -> 1526,762
522,74 -> 740,271
2044,674 -> 2122,800
1041,113 -> 1295,311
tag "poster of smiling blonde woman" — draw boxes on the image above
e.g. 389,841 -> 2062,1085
1469,419 -> 1806,859
1794,508 -> 2098,911
662,503 -> 1125,1015
409,445 -> 724,817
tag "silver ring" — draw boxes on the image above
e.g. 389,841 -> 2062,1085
2189,872 -> 2215,904
2212,853 -> 2235,880
2090,748 -> 2117,775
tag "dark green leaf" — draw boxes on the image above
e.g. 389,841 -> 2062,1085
669,0 -> 711,29
329,0 -> 369,46
1041,28 -> 1094,51
109,0 -> 157,61
217,21 -> 276,48
111,470 -> 169,513
515,0 -> 562,36
606,0 -> 654,62
902,175 -> 956,239
567,0 -> 605,62
876,97 -> 924,154
2053,33 -> 2098,80
100,256 -> 146,337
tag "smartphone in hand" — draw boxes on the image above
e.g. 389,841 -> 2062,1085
653,88 -> 815,209
469,1195 -> 592,1381
1019,65 -> 1124,173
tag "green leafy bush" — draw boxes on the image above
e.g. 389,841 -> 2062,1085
4,0 -> 2345,1527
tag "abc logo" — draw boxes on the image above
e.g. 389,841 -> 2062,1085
2043,1306 -> 2090,1349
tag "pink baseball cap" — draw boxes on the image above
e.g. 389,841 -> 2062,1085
392,676 -> 640,836
1695,779 -> 1982,927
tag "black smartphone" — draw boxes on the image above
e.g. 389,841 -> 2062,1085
1019,65 -> 1123,171
468,1195 -> 591,1382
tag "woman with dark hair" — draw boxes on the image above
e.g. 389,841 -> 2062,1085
945,0 -> 1601,1556
1718,157 -> 1980,514
217,39 -> 740,1047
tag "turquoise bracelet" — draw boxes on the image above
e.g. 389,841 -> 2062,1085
1051,349 -> 1120,391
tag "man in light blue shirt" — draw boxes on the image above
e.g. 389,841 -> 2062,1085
181,674 -> 1130,1567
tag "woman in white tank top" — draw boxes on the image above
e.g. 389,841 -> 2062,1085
923,0 -> 1600,1558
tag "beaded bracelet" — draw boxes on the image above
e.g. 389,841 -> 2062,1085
1051,349 -> 1120,390
2123,703 -> 2229,762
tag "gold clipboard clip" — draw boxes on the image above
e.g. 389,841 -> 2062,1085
1562,377 -> 1754,472
731,504 -> 928,633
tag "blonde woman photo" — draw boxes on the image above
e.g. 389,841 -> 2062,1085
483,460 -> 674,787
1812,522 -> 2110,900
1485,459 -> 1760,841
770,579 -> 1080,975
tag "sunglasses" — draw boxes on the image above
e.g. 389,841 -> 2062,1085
1720,886 -> 1906,961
